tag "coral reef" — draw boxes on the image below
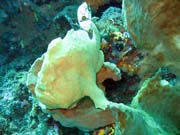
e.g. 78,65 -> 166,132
0,0 -> 82,65
0,0 -> 179,134
26,1 -> 179,135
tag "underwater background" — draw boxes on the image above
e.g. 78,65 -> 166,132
0,0 -> 179,135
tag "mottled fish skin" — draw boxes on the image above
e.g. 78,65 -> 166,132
88,29 -> 93,39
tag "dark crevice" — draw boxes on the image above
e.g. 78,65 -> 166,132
93,1 -> 122,17
103,72 -> 141,104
